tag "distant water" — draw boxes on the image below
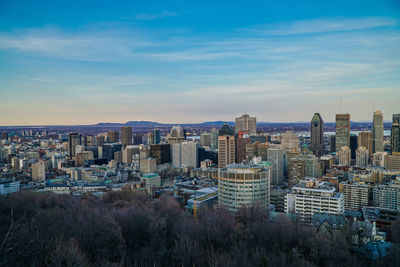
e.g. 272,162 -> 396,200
298,130 -> 391,138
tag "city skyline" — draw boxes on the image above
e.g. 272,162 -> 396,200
1,1 -> 400,125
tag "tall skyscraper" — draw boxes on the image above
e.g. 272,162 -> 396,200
310,113 -> 324,155
338,146 -> 351,166
107,130 -> 119,143
152,129 -> 161,144
122,145 -> 139,164
358,131 -> 373,158
121,126 -> 132,147
218,123 -> 235,168
391,114 -> 400,153
167,126 -> 185,144
335,113 -> 350,152
235,114 -> 256,134
133,134 -> 144,145
356,146 -> 369,167
171,141 -> 198,168
372,110 -> 384,153
330,135 -> 336,154
68,133 -> 82,158
1,132 -> 8,140
95,135 -> 105,146
200,133 -> 212,147
150,144 -> 171,164
281,131 -> 300,153
350,134 -> 358,160
236,131 -> 251,164
267,146 -> 284,185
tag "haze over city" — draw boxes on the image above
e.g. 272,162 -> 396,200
1,0 -> 400,125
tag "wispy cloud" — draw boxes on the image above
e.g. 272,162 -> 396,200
135,11 -> 177,20
244,17 -> 398,35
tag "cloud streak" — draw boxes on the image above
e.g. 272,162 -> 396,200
135,11 -> 177,20
244,17 -> 398,35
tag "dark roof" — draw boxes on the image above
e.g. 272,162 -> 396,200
351,241 -> 394,260
312,213 -> 345,228
219,123 -> 234,136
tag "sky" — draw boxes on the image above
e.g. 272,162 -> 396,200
0,0 -> 399,125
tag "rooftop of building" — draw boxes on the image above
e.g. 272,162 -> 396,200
362,206 -> 400,222
292,178 -> 339,195
140,173 -> 160,178
218,123 -> 234,136
0,178 -> 18,185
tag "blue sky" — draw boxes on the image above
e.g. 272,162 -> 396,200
0,0 -> 399,125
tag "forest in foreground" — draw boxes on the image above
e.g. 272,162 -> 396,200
0,191 -> 399,267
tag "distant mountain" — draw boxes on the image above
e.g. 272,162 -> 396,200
125,121 -> 163,126
199,121 -> 235,125
94,122 -> 124,126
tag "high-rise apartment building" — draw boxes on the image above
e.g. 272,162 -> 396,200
358,131 -> 373,158
235,114 -> 256,134
373,184 -> 400,210
267,146 -> 284,185
68,133 -> 82,158
310,113 -> 324,155
218,123 -> 235,168
372,110 -> 384,153
372,152 -> 387,167
385,153 -> 400,171
285,178 -> 345,223
341,183 -> 371,211
287,157 -> 305,188
356,146 -> 369,167
392,114 -> 400,153
32,161 -> 46,181
304,155 -> 319,178
335,113 -> 350,152
121,126 -> 132,147
338,146 -> 351,166
218,164 -> 270,212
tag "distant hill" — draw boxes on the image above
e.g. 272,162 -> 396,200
199,121 -> 235,125
125,121 -> 163,126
